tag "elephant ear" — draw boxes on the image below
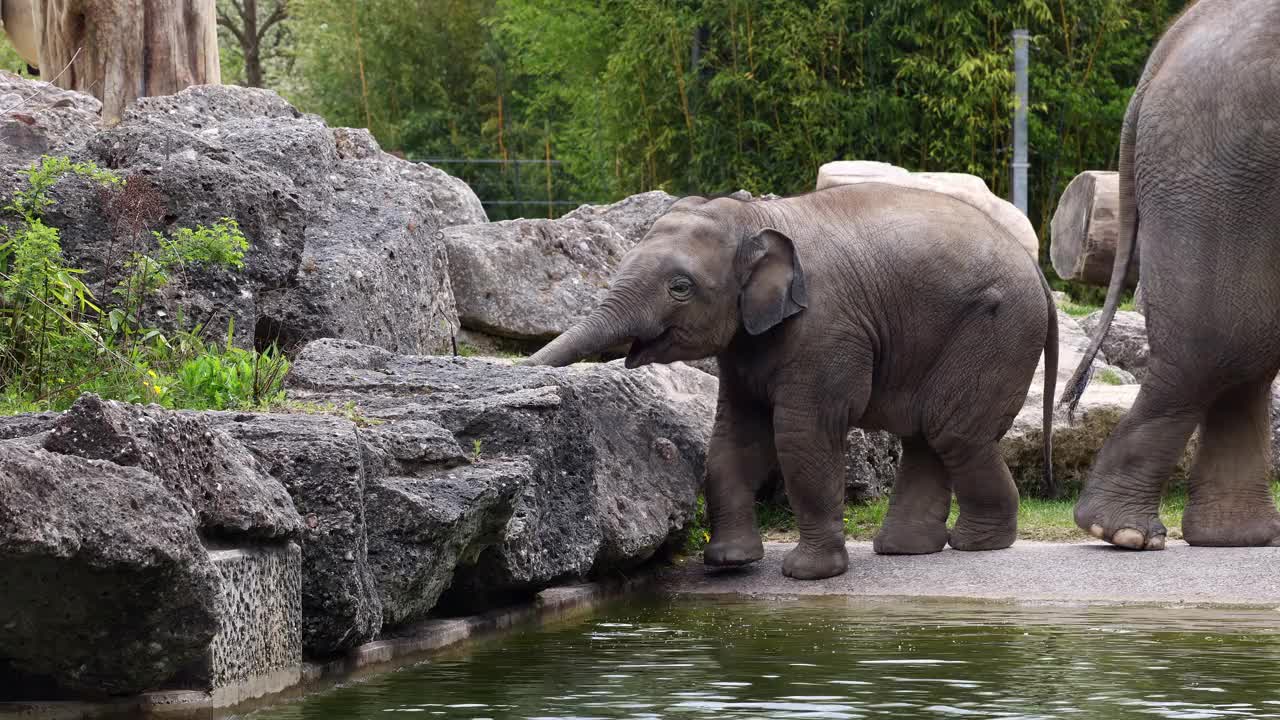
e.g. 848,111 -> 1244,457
735,227 -> 808,335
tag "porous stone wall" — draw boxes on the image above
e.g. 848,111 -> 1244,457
206,544 -> 303,699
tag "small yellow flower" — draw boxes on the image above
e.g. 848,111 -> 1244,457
147,369 -> 158,379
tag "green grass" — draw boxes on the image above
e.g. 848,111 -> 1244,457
1095,368 -> 1128,385
1054,297 -> 1137,318
456,341 -> 527,361
686,482 -> 1280,550
1058,299 -> 1101,318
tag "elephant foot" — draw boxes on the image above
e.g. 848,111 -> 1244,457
1182,502 -> 1280,547
872,519 -> 948,555
1074,485 -> 1166,550
703,533 -> 765,567
947,513 -> 1016,551
782,541 -> 849,580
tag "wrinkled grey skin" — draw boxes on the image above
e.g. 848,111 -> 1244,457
1062,0 -> 1280,551
525,185 -> 1057,580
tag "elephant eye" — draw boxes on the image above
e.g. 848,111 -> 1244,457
668,275 -> 694,301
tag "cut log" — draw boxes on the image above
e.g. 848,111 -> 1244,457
1050,171 -> 1140,287
815,160 -> 1039,261
34,0 -> 221,124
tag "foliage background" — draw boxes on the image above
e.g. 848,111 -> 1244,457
218,0 -> 1186,276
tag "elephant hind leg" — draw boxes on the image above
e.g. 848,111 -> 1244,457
1073,366 -> 1200,550
1182,377 -> 1280,547
874,437 -> 952,555
937,440 -> 1018,551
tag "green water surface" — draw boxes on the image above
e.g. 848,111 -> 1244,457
242,596 -> 1280,719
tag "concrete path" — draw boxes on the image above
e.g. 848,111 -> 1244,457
664,541 -> 1280,607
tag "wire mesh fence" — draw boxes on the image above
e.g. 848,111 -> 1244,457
419,158 -> 598,221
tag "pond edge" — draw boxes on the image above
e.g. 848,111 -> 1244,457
0,570 -> 657,720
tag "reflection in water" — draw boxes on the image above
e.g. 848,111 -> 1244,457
241,597 -> 1280,720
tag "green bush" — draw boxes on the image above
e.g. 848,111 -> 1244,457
0,156 -> 289,414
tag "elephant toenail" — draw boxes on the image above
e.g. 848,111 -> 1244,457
1112,528 -> 1145,549
1145,536 -> 1166,550
1089,524 -> 1105,539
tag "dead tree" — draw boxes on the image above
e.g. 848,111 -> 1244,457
34,0 -> 221,123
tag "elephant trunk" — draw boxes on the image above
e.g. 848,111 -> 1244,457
523,302 -> 645,367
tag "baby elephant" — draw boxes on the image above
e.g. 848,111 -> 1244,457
525,184 -> 1056,579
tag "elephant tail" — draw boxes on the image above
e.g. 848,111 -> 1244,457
1059,86 -> 1142,421
1041,276 -> 1058,497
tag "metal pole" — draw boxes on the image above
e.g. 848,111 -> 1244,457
1012,29 -> 1030,217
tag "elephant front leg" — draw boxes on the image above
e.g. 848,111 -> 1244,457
703,394 -> 776,568
773,406 -> 851,580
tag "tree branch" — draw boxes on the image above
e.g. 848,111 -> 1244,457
257,1 -> 289,40
217,8 -> 248,47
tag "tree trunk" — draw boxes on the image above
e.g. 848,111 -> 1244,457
242,0 -> 262,88
34,0 -> 221,124
1050,170 -> 1141,287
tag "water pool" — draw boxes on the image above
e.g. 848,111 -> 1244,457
241,596 -> 1280,719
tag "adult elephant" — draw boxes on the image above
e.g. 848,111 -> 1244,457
524,184 -> 1057,580
1062,0 -> 1280,549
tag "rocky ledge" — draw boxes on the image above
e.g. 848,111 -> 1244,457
0,341 -> 718,699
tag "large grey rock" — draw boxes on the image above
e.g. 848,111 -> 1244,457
208,412 -> 382,656
445,217 -> 629,341
447,191 -> 683,344
0,441 -> 221,696
284,127 -> 467,354
0,411 -> 58,440
1271,383 -> 1280,474
1054,307 -> 1136,384
365,459 -> 530,627
843,429 -> 902,503
42,395 -> 301,541
764,428 -> 901,507
286,339 -> 715,601
816,160 -> 1040,260
1080,309 -> 1150,381
562,190 -> 678,244
16,79 -> 480,355
0,72 -> 100,175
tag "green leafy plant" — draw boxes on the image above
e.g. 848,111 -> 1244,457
169,322 -> 290,411
0,155 -> 283,414
471,438 -> 484,462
